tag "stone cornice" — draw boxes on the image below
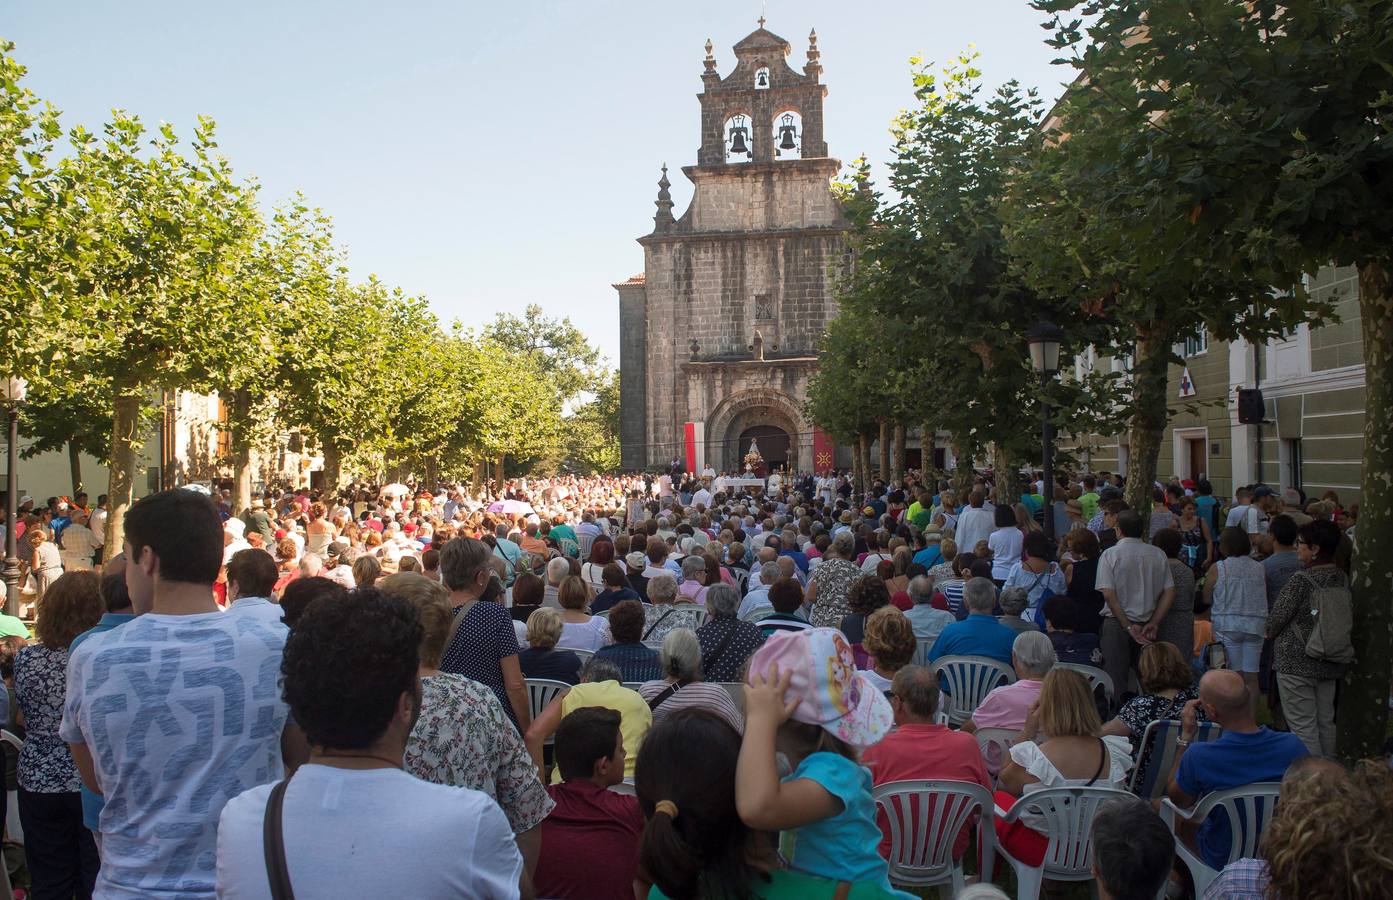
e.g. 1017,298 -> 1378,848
681,356 -> 820,374
639,225 -> 846,247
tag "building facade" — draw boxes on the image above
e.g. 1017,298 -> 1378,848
615,23 -> 848,472
3,390 -> 318,503
1075,264 -> 1367,504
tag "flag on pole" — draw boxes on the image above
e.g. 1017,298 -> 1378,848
683,422 -> 705,473
813,427 -> 835,474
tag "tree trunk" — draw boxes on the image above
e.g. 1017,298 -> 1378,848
856,432 -> 873,505
891,423 -> 906,485
951,438 -> 973,493
229,390 -> 253,516
495,456 -> 505,488
423,455 -> 438,489
1124,329 -> 1171,524
922,424 -> 935,474
1338,259 -> 1393,760
992,445 -> 1019,507
67,441 -> 83,498
877,420 -> 890,483
321,443 -> 343,494
104,381 -> 142,552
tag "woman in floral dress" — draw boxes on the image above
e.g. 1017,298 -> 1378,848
14,571 -> 103,898
380,573 -> 554,840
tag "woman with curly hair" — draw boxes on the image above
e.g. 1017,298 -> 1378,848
861,606 -> 918,693
15,571 -> 103,897
839,575 -> 892,669
1204,757 -> 1393,899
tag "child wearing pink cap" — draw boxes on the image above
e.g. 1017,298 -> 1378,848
736,628 -> 913,898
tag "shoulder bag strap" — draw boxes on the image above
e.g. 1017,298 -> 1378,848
443,600 -> 477,655
262,778 -> 295,900
1084,737 -> 1108,786
642,607 -> 677,640
646,682 -> 680,711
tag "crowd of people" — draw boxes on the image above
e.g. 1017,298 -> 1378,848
0,461 -> 1381,898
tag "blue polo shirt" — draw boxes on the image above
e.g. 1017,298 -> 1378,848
926,613 -> 1017,666
69,612 -> 137,830
779,548 -> 810,573
913,546 -> 944,570
1176,727 -> 1308,869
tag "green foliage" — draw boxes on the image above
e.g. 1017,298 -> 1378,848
485,304 -> 604,410
811,55 -> 1120,480
1026,0 -> 1393,757
563,369 -> 622,474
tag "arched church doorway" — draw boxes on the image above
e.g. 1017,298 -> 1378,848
738,425 -> 790,471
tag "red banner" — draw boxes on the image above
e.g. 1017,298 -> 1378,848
813,427 -> 835,474
683,422 -> 704,473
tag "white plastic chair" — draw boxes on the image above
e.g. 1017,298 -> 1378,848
911,639 -> 931,668
873,779 -> 997,893
996,785 -> 1133,900
1128,719 -> 1222,800
524,679 -> 570,746
732,568 -> 750,594
621,681 -> 646,693
577,533 -> 597,561
1053,662 -> 1115,707
715,682 -> 746,712
0,729 -> 21,845
973,727 -> 1016,779
1160,782 -> 1281,898
608,779 -> 636,796
931,655 -> 1016,726
740,605 -> 774,623
0,728 -> 21,897
569,648 -> 595,665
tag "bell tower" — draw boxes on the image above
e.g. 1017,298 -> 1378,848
696,23 -> 829,166
615,21 -> 846,472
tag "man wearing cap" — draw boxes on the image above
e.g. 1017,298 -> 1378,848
912,528 -> 945,569
241,497 -> 276,545
321,542 -> 357,588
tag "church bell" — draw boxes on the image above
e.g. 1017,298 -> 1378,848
728,116 -> 751,157
777,114 -> 798,152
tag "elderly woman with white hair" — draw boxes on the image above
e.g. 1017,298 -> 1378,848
677,554 -> 709,605
636,628 -> 744,733
692,582 -> 767,682
961,630 -> 1058,734
996,586 -> 1037,635
640,573 -> 706,644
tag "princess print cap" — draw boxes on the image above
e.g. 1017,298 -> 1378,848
746,627 -> 892,748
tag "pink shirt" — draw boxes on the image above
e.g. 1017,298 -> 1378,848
678,580 -> 708,605
970,678 -> 1043,731
862,723 -> 991,860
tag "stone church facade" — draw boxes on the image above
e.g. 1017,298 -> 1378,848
615,22 -> 848,473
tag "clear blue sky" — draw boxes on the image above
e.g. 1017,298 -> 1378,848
7,0 -> 1069,365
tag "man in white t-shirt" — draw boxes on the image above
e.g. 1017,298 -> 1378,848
1095,510 -> 1175,704
692,483 -> 713,508
216,587 -> 526,899
61,489 -> 294,899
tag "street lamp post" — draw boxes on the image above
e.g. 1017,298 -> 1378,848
2,376 -> 27,616
1027,321 -> 1064,545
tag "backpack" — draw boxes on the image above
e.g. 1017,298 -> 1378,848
1028,564 -> 1060,631
1304,576 -> 1355,664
